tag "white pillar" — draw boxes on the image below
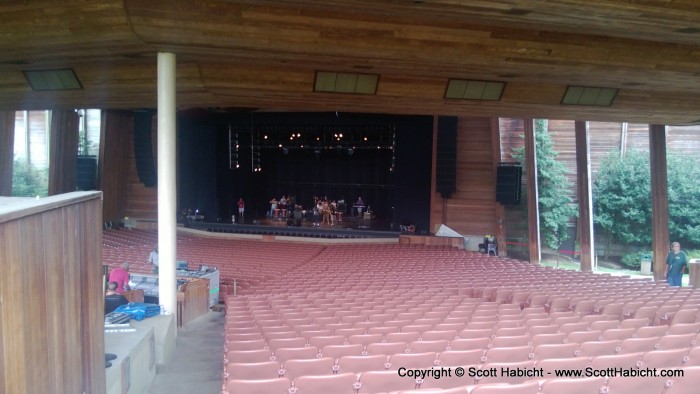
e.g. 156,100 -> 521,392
157,52 -> 178,322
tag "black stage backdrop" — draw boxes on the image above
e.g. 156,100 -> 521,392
177,111 -> 434,233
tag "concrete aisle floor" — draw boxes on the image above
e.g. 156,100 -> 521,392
148,310 -> 225,394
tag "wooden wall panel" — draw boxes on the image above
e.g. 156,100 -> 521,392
179,279 -> 210,327
0,220 -> 25,393
123,114 -> 158,220
399,235 -> 464,249
80,197 -> 107,392
99,110 -> 132,222
667,126 -> 700,155
547,120 -> 578,201
0,192 -> 105,394
588,121 -> 623,176
48,110 -> 79,195
499,118 -> 528,250
431,116 -> 499,237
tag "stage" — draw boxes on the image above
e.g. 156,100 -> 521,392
184,212 -> 403,239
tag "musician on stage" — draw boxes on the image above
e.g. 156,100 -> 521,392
321,199 -> 331,225
268,197 -> 278,218
313,200 -> 321,227
279,195 -> 288,219
355,196 -> 364,217
330,200 -> 337,225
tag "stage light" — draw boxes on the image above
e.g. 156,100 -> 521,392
264,135 -> 268,139
297,133 -> 301,137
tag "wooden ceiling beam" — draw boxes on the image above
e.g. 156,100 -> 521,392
0,1 -> 699,124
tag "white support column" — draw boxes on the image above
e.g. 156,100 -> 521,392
157,52 -> 178,322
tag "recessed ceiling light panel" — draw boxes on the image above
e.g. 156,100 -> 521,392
445,79 -> 505,101
23,68 -> 83,91
562,85 -> 618,106
314,71 -> 378,95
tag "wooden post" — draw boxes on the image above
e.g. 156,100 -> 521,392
575,121 -> 594,271
0,111 -> 14,196
429,116 -> 439,233
491,118 -> 506,255
524,119 -> 541,264
649,124 -> 670,281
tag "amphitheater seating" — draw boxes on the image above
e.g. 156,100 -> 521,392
103,232 -> 700,394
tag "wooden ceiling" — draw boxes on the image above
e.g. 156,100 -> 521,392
1,0 -> 700,124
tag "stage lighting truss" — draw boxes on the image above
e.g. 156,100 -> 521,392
230,123 -> 395,153
228,125 -> 240,169
252,130 -> 262,172
227,123 -> 397,171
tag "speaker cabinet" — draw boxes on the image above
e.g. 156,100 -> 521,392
133,111 -> 156,187
496,164 -> 522,204
436,116 -> 458,198
76,155 -> 97,190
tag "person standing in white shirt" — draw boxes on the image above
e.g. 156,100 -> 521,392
147,244 -> 159,274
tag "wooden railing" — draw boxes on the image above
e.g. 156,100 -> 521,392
177,278 -> 209,327
399,234 -> 463,249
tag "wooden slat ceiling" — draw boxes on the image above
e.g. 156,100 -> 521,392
1,0 -> 700,124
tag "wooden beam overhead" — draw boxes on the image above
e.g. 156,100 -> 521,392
0,1 -> 699,124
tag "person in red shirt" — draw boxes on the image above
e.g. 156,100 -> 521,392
237,198 -> 245,219
108,263 -> 130,294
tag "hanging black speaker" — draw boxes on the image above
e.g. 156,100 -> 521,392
436,116 -> 457,198
133,111 -> 156,187
496,163 -> 522,204
76,155 -> 97,190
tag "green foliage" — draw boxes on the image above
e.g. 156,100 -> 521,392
512,119 -> 578,250
12,159 -> 48,197
620,251 -> 652,270
620,252 -> 642,270
667,154 -> 700,247
594,150 -> 700,249
593,150 -> 651,245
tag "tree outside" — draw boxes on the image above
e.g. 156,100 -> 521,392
593,149 -> 700,269
12,159 -> 48,197
512,119 -> 578,251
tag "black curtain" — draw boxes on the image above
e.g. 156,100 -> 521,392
178,112 -> 433,229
